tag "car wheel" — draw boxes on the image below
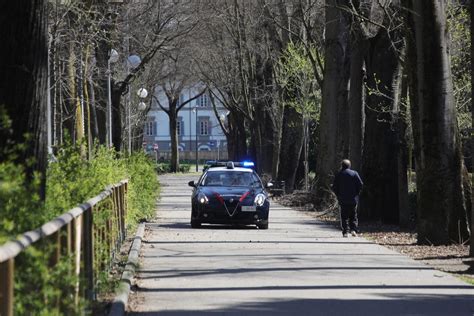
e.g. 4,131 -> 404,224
191,220 -> 201,228
257,223 -> 268,230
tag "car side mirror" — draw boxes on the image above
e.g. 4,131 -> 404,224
266,182 -> 274,188
188,181 -> 196,187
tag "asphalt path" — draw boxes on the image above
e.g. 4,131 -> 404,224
129,173 -> 474,315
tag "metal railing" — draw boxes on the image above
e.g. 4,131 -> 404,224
0,180 -> 128,316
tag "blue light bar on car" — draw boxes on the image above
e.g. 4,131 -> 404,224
242,161 -> 255,168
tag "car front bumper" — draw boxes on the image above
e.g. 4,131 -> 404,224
192,203 -> 269,225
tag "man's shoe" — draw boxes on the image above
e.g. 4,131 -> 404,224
343,233 -> 348,238
351,231 -> 357,237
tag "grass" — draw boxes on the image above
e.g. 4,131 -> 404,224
458,275 -> 474,285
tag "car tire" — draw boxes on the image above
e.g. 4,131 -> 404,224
257,223 -> 268,230
191,220 -> 201,228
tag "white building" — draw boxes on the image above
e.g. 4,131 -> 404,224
143,86 -> 229,160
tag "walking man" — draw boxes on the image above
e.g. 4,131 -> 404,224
332,159 -> 363,237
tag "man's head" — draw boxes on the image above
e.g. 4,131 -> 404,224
341,159 -> 351,170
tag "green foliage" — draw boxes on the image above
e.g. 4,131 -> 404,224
0,142 -> 160,315
14,248 -> 83,316
46,142 -> 159,229
126,152 -> 160,227
45,141 -> 127,219
0,105 -> 12,133
0,162 -> 45,243
447,3 -> 471,133
275,42 -> 321,120
156,163 -> 191,174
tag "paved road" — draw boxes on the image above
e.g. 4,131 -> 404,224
129,173 -> 474,315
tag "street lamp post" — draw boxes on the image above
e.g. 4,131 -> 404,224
126,55 -> 142,154
129,87 -> 148,154
193,106 -> 199,172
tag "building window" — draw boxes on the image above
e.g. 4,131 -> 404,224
176,121 -> 181,136
198,94 -> 209,107
145,121 -> 153,136
200,121 -> 208,135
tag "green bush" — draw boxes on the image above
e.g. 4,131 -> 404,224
126,152 -> 160,228
156,162 -> 191,174
0,142 -> 160,314
46,143 -> 159,228
156,162 -> 172,174
0,162 -> 45,243
179,164 -> 191,173
0,159 -> 83,314
45,143 -> 127,219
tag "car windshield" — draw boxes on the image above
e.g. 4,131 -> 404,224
202,171 -> 260,187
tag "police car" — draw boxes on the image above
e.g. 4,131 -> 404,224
188,161 -> 271,229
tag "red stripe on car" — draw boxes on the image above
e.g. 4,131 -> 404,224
213,192 -> 225,205
239,191 -> 251,203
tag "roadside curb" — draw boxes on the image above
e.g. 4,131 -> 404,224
109,222 -> 145,316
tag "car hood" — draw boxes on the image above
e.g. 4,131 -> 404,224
199,186 -> 256,197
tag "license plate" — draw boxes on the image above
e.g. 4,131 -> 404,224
241,206 -> 256,212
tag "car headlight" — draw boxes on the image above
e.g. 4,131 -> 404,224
197,193 -> 209,204
254,194 -> 266,207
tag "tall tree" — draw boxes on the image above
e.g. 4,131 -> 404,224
470,0 -> 474,256
270,0 -> 325,191
411,0 -> 469,244
197,1 -> 266,172
109,0 -> 198,151
359,1 -> 407,223
0,0 -> 48,198
347,0 -> 367,171
315,0 -> 350,205
153,81 -> 205,172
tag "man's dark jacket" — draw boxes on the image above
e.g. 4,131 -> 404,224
332,168 -> 363,205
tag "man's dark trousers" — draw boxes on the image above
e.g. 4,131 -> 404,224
340,203 -> 358,234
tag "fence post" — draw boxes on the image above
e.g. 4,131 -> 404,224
123,182 -> 128,236
113,187 -> 121,243
63,222 -> 72,255
49,231 -> 61,266
0,258 -> 14,316
119,185 -> 125,242
72,215 -> 82,307
82,206 -> 94,302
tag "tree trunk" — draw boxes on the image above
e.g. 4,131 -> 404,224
111,88 -> 123,152
360,27 -> 404,223
226,112 -> 247,160
66,42 -> 78,143
413,0 -> 469,244
0,0 -> 49,199
168,101 -> 180,172
95,39 -> 109,145
249,119 -> 264,174
337,41 -> 351,161
271,115 -> 283,179
398,71 -> 411,228
404,0 -> 422,229
278,107 -> 304,191
470,0 -> 474,256
255,57 -> 275,175
348,33 -> 366,171
315,0 -> 350,204
228,112 -> 247,161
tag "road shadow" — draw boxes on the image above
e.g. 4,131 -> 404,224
151,222 -> 263,230
128,294 -> 474,315
136,265 -> 434,280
